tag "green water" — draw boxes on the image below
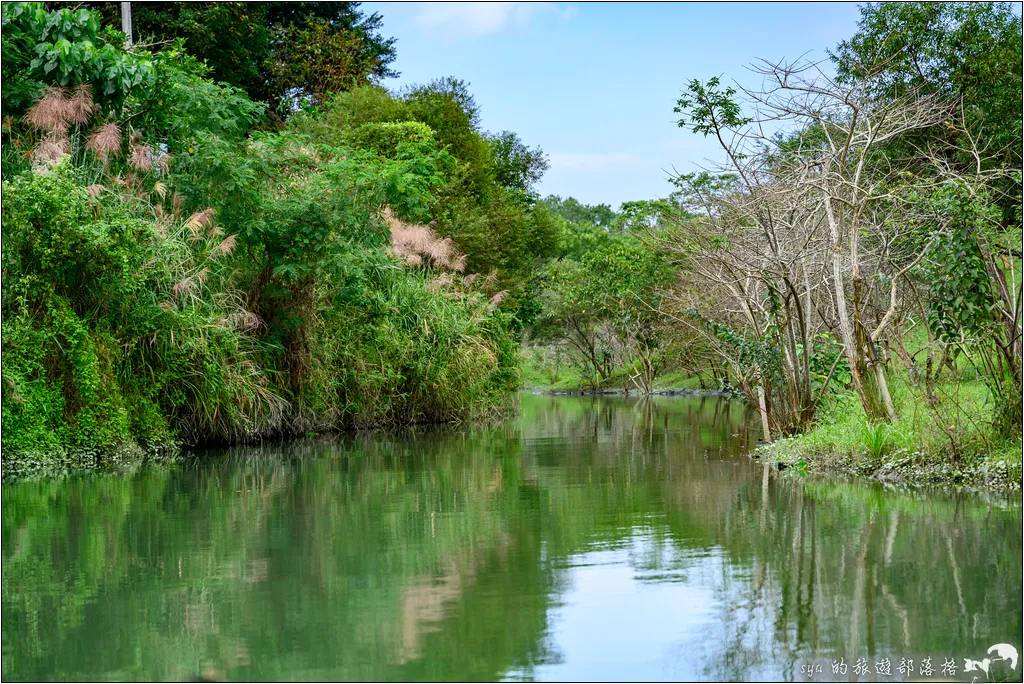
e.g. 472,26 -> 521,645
2,394 -> 1021,682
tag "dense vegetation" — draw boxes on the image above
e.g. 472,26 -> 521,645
520,2 -> 1022,485
2,2 -> 1021,486
0,2 -> 556,475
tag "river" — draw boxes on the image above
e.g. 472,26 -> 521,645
2,394 -> 1021,682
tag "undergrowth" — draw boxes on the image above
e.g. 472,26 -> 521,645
762,373 -> 1023,489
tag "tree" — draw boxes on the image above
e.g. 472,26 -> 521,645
541,195 -> 616,229
486,131 -> 549,197
672,59 -> 960,427
265,16 -> 389,111
831,2 -> 1023,222
1,2 -> 155,115
289,81 -> 558,322
538,231 -> 670,393
49,2 -> 398,118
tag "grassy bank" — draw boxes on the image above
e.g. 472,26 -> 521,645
523,341 -> 1021,490
760,375 -> 1022,491
518,347 -> 711,393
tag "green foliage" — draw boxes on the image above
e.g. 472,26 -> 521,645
910,180 -> 1022,436
1,2 -> 155,114
549,236 -> 668,322
300,83 -> 557,320
55,1 -> 398,119
265,16 -> 391,112
486,130 -> 549,197
541,195 -> 617,229
312,252 -> 518,426
169,90 -> 521,421
1,33 -> 524,473
127,44 -> 264,151
186,131 -> 446,283
674,76 -> 752,137
918,183 -> 999,342
347,120 -> 436,155
766,372 -> 1022,487
533,217 -> 672,390
832,2 -> 1022,153
831,2 -> 1023,221
862,421 -> 890,460
0,167 -> 281,469
176,119 -> 488,407
2,299 -> 134,458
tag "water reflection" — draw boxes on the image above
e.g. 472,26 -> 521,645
2,394 -> 1020,681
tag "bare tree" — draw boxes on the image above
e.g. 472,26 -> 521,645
671,56 -> 954,425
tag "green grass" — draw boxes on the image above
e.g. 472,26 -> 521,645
518,349 -> 587,391
762,373 -> 1023,490
652,370 -> 705,391
518,347 -> 707,393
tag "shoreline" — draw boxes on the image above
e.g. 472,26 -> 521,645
524,388 -> 1022,493
756,437 -> 1023,493
6,391 -> 1020,494
522,387 -> 735,397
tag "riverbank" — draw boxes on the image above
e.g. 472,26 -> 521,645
523,347 -> 1022,491
1,398 -> 520,481
519,350 -> 725,395
7,354 -> 1019,493
757,377 -> 1023,491
527,386 -> 732,397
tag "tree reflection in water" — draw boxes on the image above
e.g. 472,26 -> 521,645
2,395 -> 1020,681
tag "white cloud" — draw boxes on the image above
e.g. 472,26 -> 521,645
548,152 -> 647,174
414,2 -> 574,38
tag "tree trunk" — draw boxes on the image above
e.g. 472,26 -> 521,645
826,195 -> 893,423
120,2 -> 132,46
852,274 -> 897,422
756,384 -> 771,442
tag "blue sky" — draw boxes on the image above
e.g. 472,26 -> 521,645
362,2 -> 865,209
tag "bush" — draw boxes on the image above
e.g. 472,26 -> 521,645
1,167 -> 285,471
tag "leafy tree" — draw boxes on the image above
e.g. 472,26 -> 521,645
402,77 -> 492,197
537,228 -> 670,391
914,180 -> 1023,434
831,2 -> 1023,220
300,82 -> 558,321
0,3 -> 260,159
832,2 -> 1021,131
617,198 -> 690,234
541,195 -> 616,229
127,44 -> 264,154
486,130 -> 549,197
51,2 -> 398,118
265,17 -> 389,111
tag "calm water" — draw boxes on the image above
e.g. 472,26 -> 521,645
2,394 -> 1021,682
